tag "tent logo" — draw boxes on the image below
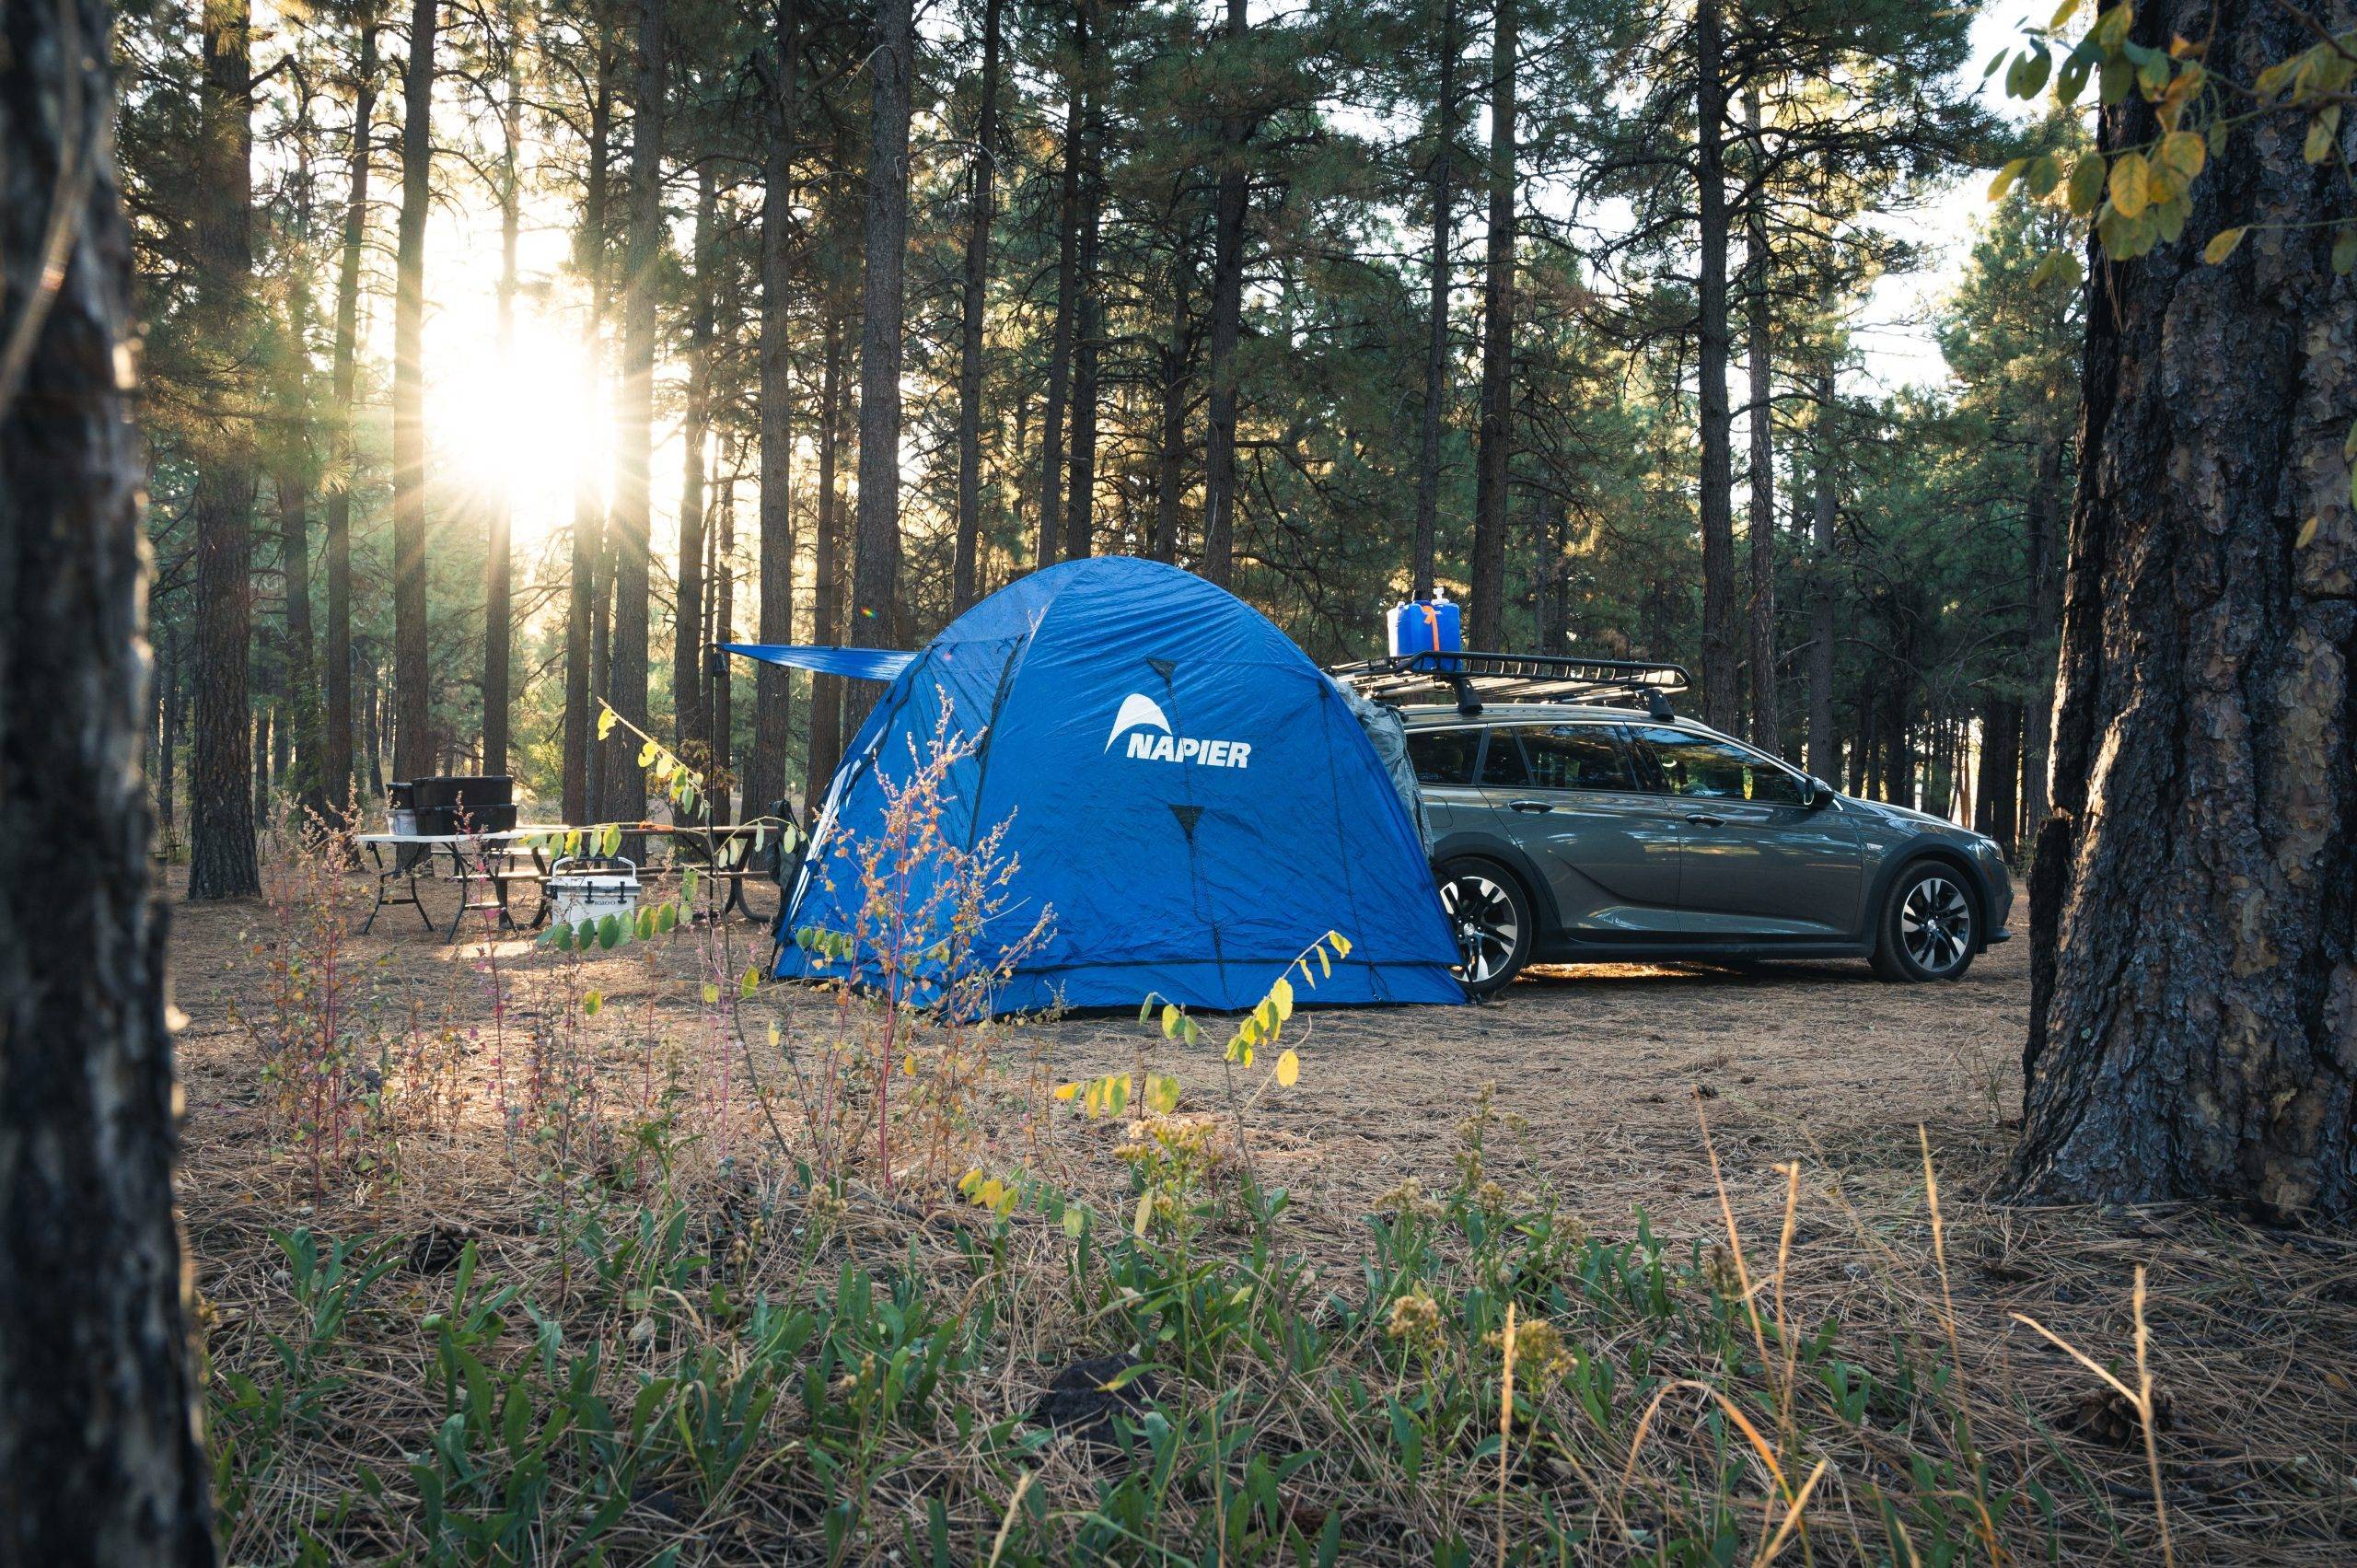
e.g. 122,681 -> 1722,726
1105,693 -> 1252,769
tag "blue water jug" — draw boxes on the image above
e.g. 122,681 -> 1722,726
1387,596 -> 1462,669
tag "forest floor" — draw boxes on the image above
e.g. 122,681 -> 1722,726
165,860 -> 2357,1563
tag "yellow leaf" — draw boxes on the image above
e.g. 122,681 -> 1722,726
1275,1049 -> 1300,1087
1328,931 -> 1353,959
1986,157 -> 2027,201
597,706 -> 618,739
1271,976 -> 1295,1021
584,989 -> 603,1016
2203,226 -> 2247,264
902,1053 -> 916,1076
1054,1081 -> 1079,1100
637,739 -> 660,769
2109,151 -> 2151,218
2297,516 -> 2321,549
2159,129 -> 2205,178
1162,1003 -> 1181,1040
1133,1191 -> 1155,1237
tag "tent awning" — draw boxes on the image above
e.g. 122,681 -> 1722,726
721,643 -> 918,682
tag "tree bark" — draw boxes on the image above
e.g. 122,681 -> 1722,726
843,0 -> 912,733
748,0 -> 797,819
804,298 -> 848,806
1692,0 -> 1739,734
272,90 -> 328,830
951,0 -> 1003,610
1153,263 -> 1188,563
2018,437 -> 2064,847
0,0 -> 215,1539
712,482 -> 735,814
563,36 -> 612,825
389,0 -> 436,784
482,0 -> 524,778
1033,6 -> 1085,574
675,166 -> 715,756
188,0 -> 261,898
1742,88 -> 1780,753
323,6 -> 377,826
1062,6 -> 1103,565
1199,0 -> 1249,589
2014,0 -> 2357,1216
1467,0 -> 1515,648
1805,367 -> 1837,781
610,0 -> 664,816
1411,0 -> 1460,601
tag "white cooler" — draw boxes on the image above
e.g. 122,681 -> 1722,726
547,856 -> 638,927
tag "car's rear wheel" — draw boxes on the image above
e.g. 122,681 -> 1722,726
1436,858 -> 1533,997
1872,863 -> 1977,981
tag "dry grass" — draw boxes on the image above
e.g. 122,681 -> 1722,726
167,857 -> 2357,1563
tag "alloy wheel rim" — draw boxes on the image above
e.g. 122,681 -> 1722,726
1442,873 -> 1519,984
1900,876 -> 1972,973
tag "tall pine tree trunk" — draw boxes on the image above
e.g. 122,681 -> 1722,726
748,0 -> 796,819
712,483 -> 735,813
2015,0 -> 2357,1215
188,0 -> 261,898
1467,0 -> 1515,649
563,41 -> 612,824
1743,88 -> 1780,753
0,0 -> 215,1537
273,99 -> 328,829
951,0 -> 1003,610
1692,0 -> 1740,733
389,0 -> 436,784
1411,0 -> 1460,601
610,0 -> 665,815
324,6 -> 377,825
804,298 -> 848,806
675,167 -> 715,755
1199,0 -> 1249,588
1153,261 -> 1188,563
2018,438 -> 2063,846
844,0 -> 913,731
1034,7 -> 1085,574
482,0 -> 524,778
1805,366 -> 1837,781
1062,11 -> 1102,565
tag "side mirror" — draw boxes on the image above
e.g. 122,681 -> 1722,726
1803,775 -> 1835,809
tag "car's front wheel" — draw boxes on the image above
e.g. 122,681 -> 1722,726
1872,863 -> 1978,981
1436,857 -> 1533,997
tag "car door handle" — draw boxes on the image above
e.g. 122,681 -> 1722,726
1685,812 -> 1727,827
1507,799 -> 1552,814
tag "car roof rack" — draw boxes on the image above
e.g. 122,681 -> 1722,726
1329,650 -> 1690,718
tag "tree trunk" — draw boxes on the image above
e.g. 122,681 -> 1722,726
323,7 -> 376,826
1199,0 -> 1249,589
1805,366 -> 1837,781
2018,437 -> 2063,847
1153,263 -> 1188,563
675,166 -> 715,756
563,41 -> 612,824
188,0 -> 261,899
1467,0 -> 1515,649
272,102 -> 328,831
1062,7 -> 1103,565
804,299 -> 848,807
482,0 -> 524,778
1742,88 -> 1780,754
1411,0 -> 1461,601
951,0 -> 1004,610
844,0 -> 912,733
2014,0 -> 2357,1216
713,482 -> 735,816
1034,7 -> 1085,574
610,0 -> 664,818
389,0 -> 436,784
0,0 -> 215,1539
748,0 -> 797,819
1973,695 -> 2020,849
1692,0 -> 1739,734
158,629 -> 181,852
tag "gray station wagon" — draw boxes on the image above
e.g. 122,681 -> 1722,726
1334,653 -> 2014,995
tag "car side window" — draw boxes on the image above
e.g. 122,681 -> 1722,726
1405,728 -> 1480,786
1515,725 -> 1636,791
1632,726 -> 1807,807
1478,728 -> 1531,787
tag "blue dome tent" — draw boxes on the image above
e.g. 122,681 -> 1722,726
728,556 -> 1463,1015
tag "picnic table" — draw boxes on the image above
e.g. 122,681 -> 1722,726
355,819 -> 791,942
